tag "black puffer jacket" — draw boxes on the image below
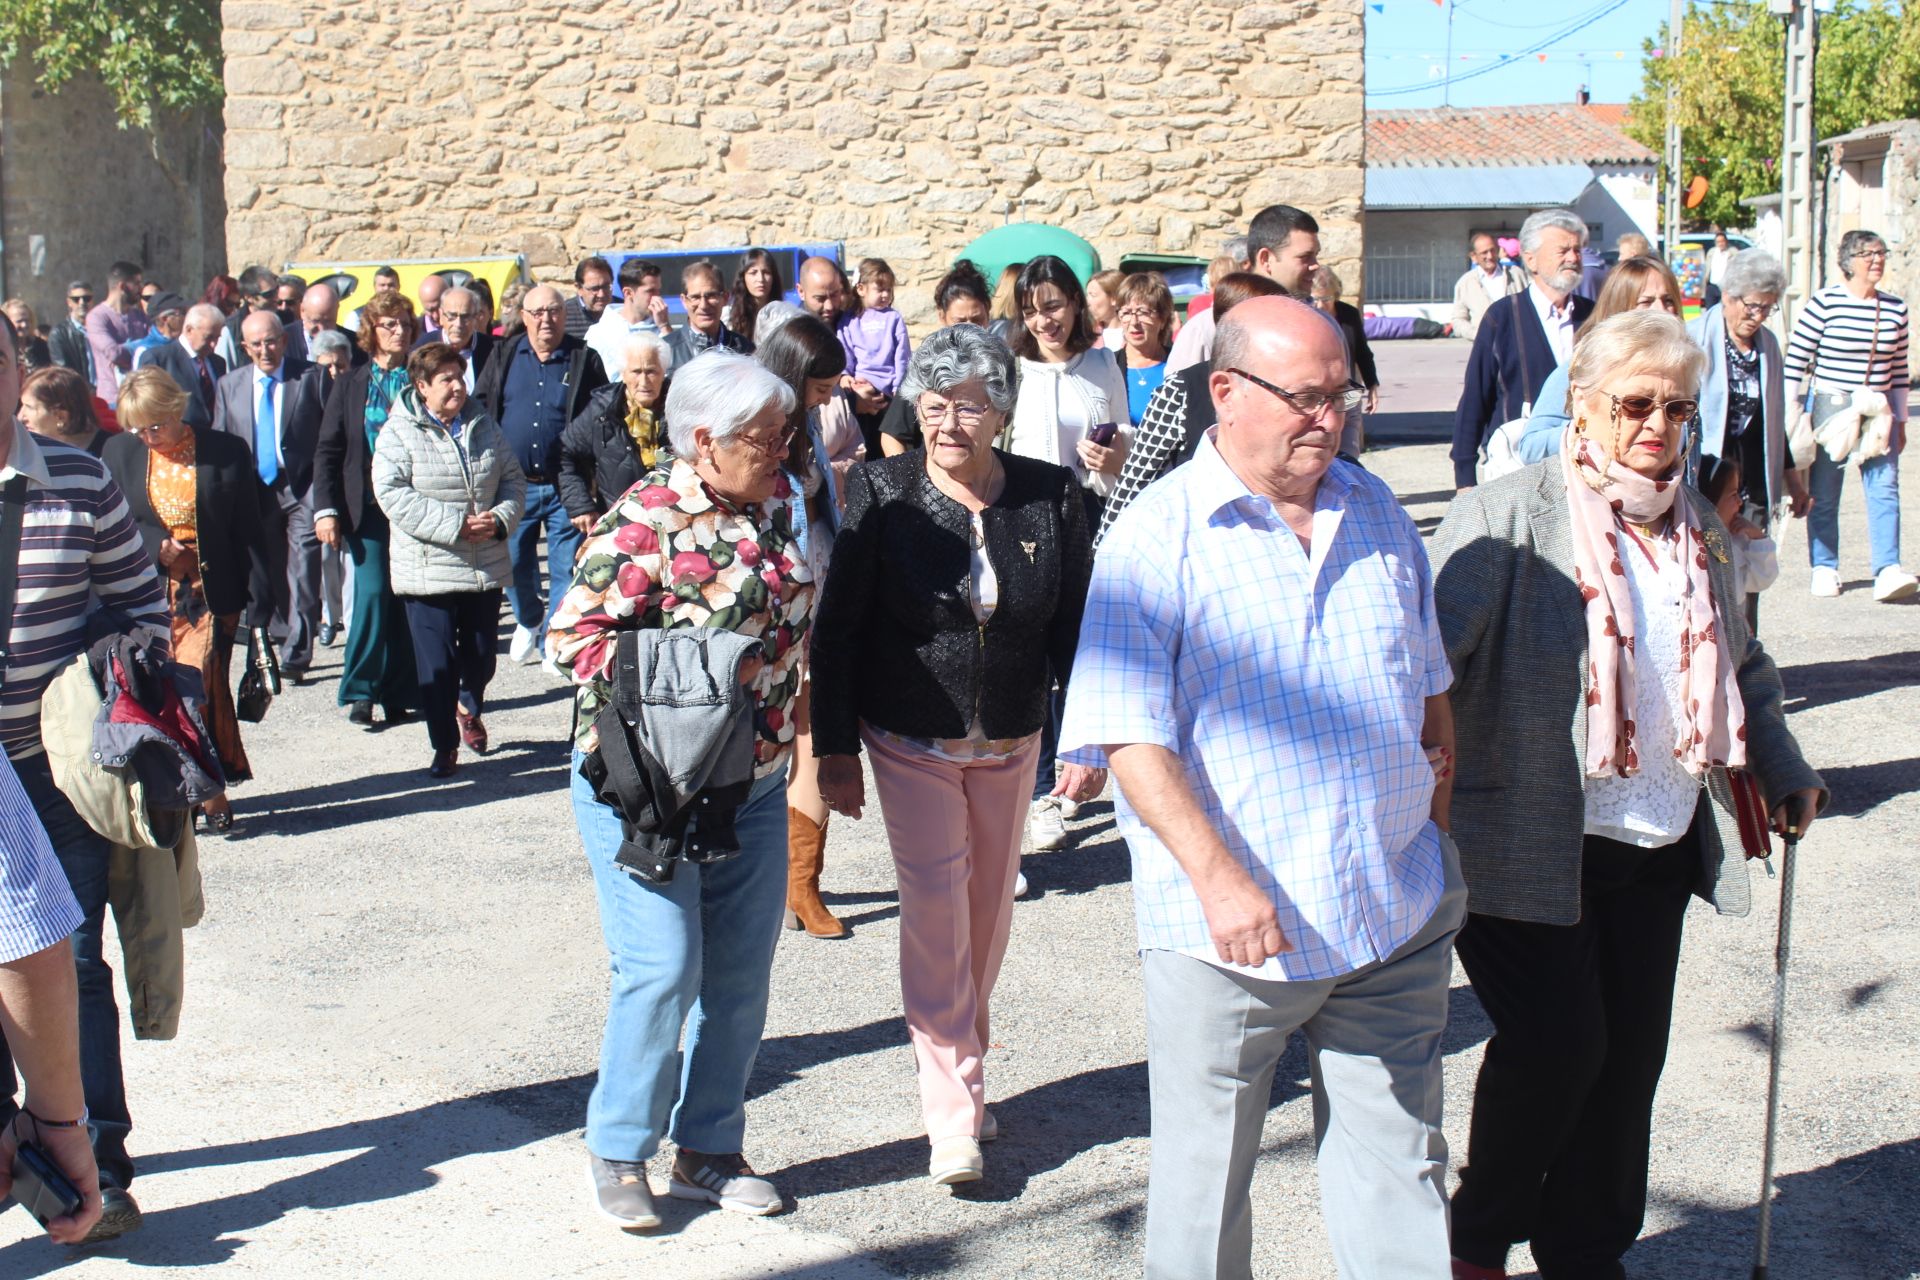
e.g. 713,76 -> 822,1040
809,450 -> 1092,758
557,381 -> 670,520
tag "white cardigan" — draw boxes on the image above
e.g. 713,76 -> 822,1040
1006,348 -> 1131,496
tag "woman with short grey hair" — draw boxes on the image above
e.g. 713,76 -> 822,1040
1689,248 -> 1805,628
1783,227 -> 1914,601
809,325 -> 1102,1188
549,348 -> 810,1231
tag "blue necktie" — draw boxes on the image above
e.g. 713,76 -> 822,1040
255,376 -> 280,486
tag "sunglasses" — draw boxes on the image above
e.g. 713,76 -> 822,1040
69,294 -> 93,304
1608,392 -> 1698,425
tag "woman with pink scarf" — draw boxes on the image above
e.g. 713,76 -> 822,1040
1428,310 -> 1825,1280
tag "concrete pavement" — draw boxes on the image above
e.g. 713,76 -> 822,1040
3,429 -> 1917,1278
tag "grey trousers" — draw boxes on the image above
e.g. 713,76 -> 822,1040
262,484 -> 322,671
1142,844 -> 1467,1280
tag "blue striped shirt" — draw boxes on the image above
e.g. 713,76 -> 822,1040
0,748 -> 82,963
1059,432 -> 1452,982
1,420 -> 169,761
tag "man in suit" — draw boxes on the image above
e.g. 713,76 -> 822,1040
212,310 -> 330,679
288,282 -> 365,368
1451,207 -> 1596,490
415,286 -> 496,390
47,280 -> 96,382
133,303 -> 227,429
216,266 -> 278,370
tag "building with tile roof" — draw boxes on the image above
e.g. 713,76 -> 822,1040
1363,103 -> 1658,313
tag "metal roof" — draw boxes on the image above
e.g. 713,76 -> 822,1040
1366,163 -> 1596,211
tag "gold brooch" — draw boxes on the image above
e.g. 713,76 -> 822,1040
1704,529 -> 1730,564
1022,540 -> 1037,562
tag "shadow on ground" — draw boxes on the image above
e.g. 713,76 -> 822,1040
1778,649 -> 1920,714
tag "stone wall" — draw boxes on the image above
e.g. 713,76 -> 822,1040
1,72 -> 226,327
220,0 -> 1365,321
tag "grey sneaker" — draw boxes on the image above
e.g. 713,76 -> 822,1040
669,1150 -> 784,1216
588,1153 -> 661,1231
82,1182 -> 144,1243
1027,797 -> 1068,850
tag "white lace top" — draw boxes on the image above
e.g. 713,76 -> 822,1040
1582,531 -> 1702,848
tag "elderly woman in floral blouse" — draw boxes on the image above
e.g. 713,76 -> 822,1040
548,349 -> 810,1233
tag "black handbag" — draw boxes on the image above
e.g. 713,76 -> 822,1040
235,625 -> 281,723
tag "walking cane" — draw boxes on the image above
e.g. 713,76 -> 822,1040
1751,826 -> 1801,1280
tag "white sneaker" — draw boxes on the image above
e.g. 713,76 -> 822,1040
541,651 -> 568,681
929,1136 -> 983,1186
1027,798 -> 1067,851
1873,565 -> 1919,602
1809,566 -> 1841,598
1014,871 -> 1029,899
509,625 -> 541,665
1054,796 -> 1080,821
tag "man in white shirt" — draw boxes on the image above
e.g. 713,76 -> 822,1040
584,259 -> 672,377
1449,232 -> 1529,342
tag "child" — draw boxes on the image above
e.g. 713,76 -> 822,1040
1702,456 -> 1779,601
838,258 -> 911,457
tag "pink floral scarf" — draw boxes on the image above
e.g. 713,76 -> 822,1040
1561,428 -> 1747,779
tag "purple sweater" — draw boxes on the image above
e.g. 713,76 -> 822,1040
838,308 -> 911,396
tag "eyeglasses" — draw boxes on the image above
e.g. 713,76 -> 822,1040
69,294 -> 92,304
1852,249 -> 1890,262
1735,300 -> 1776,319
919,400 -> 993,427
1116,307 -> 1161,323
1608,392 -> 1698,425
731,425 -> 797,457
523,305 -> 565,319
439,310 -> 476,322
373,319 -> 410,333
1227,368 -> 1366,418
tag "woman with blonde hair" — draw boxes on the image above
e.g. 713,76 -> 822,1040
985,263 -> 1024,344
1083,269 -> 1125,349
1112,272 -> 1175,426
103,367 -> 271,831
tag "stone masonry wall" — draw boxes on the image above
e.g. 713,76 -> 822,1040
221,0 -> 1364,322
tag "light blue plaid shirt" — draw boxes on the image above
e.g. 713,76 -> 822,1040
0,750 -> 82,964
1060,432 -> 1452,982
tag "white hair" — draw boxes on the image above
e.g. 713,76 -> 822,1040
1721,250 -> 1786,303
620,329 -> 673,375
1567,310 -> 1706,398
309,329 -> 353,360
900,325 -> 1018,413
752,300 -> 804,349
184,303 -> 225,330
1519,207 -> 1589,253
663,349 -> 796,457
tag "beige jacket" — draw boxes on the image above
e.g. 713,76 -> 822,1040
1451,264 -> 1530,341
40,655 -> 205,1040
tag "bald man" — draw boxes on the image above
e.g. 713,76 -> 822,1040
416,273 -> 448,334
291,282 -> 365,369
212,309 -> 331,677
474,282 -> 609,666
1061,297 -> 1461,1279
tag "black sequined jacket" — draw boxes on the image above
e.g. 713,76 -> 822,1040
809,449 -> 1092,757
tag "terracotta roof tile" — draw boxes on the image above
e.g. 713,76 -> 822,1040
1367,103 -> 1656,168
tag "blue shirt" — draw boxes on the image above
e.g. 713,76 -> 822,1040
0,750 -> 83,964
1123,359 -> 1167,426
498,341 -> 573,479
1060,431 -> 1452,981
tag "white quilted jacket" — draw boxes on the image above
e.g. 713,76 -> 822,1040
373,390 -> 525,597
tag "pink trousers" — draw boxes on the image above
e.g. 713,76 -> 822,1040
863,727 -> 1041,1142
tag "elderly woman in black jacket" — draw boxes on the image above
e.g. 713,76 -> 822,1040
106,367 -> 271,832
559,330 -> 671,533
812,325 -> 1103,1188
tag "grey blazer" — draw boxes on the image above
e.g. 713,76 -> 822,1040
1428,459 -> 1825,925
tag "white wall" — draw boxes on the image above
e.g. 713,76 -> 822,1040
1582,167 -> 1658,247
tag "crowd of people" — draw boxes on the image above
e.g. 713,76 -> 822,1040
0,193 -> 1877,1278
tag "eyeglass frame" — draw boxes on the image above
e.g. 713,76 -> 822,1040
727,424 -> 799,457
917,398 -> 995,428
1226,367 -> 1366,419
1733,299 -> 1777,319
1606,391 -> 1699,426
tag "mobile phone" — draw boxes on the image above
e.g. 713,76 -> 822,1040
11,1142 -> 84,1227
1085,421 -> 1118,446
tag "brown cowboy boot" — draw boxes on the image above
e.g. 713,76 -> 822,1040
784,807 -> 846,938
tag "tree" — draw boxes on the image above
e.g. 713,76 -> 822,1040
0,0 -> 222,131
1628,0 -> 1920,230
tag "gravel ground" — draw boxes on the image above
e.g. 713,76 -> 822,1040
2,437 -> 1915,1279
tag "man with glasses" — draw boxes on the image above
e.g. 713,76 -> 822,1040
420,286 -> 497,391
1062,296 -> 1463,1280
216,265 -> 280,369
84,261 -> 150,406
1452,206 -> 1597,489
565,256 -> 614,340
48,282 -> 96,382
475,284 -> 608,668
665,261 -> 752,365
212,310 -> 330,680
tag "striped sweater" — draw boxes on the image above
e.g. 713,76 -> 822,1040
1783,285 -> 1910,415
1,421 -> 169,761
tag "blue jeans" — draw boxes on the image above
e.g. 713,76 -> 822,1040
1806,401 -> 1903,574
573,754 -> 791,1161
507,482 -> 583,639
1,754 -> 134,1189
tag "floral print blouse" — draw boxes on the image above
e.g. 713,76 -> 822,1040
549,456 -> 815,777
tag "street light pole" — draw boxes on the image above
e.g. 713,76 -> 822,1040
1774,0 -> 1820,332
1662,0 -> 1684,254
